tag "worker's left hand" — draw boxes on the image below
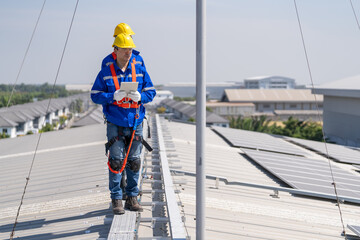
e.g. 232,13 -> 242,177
128,90 -> 141,102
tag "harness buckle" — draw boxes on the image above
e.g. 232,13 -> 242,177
122,102 -> 131,108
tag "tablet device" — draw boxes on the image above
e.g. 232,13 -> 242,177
120,82 -> 138,94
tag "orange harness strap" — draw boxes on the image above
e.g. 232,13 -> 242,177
107,58 -> 141,175
110,58 -> 139,108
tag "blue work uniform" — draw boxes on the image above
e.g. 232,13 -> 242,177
91,55 -> 155,200
101,49 -> 146,70
91,55 -> 155,127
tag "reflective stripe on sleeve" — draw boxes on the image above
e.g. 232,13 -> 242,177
127,73 -> 144,78
104,74 -> 126,80
142,87 -> 155,92
105,62 -> 113,66
91,90 -> 104,94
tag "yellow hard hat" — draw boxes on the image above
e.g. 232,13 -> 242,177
112,33 -> 136,48
113,23 -> 135,37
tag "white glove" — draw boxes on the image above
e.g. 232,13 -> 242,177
128,90 -> 141,102
113,90 -> 127,101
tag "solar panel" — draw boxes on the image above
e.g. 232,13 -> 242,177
285,136 -> 360,165
348,225 -> 360,237
242,148 -> 360,203
212,126 -> 309,157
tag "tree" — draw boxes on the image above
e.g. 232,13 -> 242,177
228,115 -> 324,142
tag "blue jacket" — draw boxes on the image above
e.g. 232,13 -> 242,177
91,55 -> 156,127
101,49 -> 146,70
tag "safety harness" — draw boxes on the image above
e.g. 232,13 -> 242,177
105,58 -> 152,174
110,58 -> 139,109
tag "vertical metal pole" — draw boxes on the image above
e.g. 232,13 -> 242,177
196,0 -> 206,239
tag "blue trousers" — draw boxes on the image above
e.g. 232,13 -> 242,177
107,122 -> 143,200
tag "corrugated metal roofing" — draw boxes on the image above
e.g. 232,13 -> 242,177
162,99 -> 229,124
161,119 -> 360,239
1,116 -> 360,239
71,107 -> 104,127
0,124 -> 111,240
0,116 -> 18,127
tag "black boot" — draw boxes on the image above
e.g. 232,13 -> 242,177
112,199 -> 125,215
125,196 -> 143,212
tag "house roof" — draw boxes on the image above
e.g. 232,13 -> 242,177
206,102 -> 255,107
0,93 -> 90,127
223,89 -> 323,102
162,99 -> 229,124
313,75 -> 360,98
0,115 -> 18,127
71,107 -> 104,127
244,75 -> 295,81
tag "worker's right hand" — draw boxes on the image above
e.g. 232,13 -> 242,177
113,90 -> 126,101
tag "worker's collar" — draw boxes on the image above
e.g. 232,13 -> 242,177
114,56 -> 135,72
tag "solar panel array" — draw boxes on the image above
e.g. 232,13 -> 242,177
212,126 -> 309,157
242,148 -> 360,203
348,225 -> 360,237
285,137 -> 360,165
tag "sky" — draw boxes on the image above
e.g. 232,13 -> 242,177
0,0 -> 360,87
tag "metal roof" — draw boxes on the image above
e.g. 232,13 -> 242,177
161,119 -> 360,239
0,124 -> 111,240
312,75 -> 360,98
1,116 -> 360,239
0,115 -> 18,127
223,89 -> 323,102
71,106 -> 104,127
244,75 -> 295,81
161,99 -> 229,124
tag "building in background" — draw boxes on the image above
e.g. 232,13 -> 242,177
244,76 -> 295,89
206,102 -> 255,117
65,84 -> 92,92
313,75 -> 360,147
149,90 -> 174,105
221,89 -> 323,112
161,99 -> 229,127
159,82 -> 243,100
0,93 -> 90,137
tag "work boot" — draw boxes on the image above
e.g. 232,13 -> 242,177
112,199 -> 125,215
125,196 -> 143,212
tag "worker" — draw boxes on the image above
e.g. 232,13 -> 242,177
101,23 -> 146,70
91,33 -> 156,214
101,23 -> 146,200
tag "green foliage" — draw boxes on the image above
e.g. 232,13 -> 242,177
229,115 -> 270,132
229,115 -> 324,142
26,131 -> 34,135
157,106 -> 166,114
0,132 -> 10,139
59,115 -> 68,125
173,96 -> 196,102
39,123 -> 54,133
206,106 -> 213,112
0,83 -> 82,107
188,117 -> 195,122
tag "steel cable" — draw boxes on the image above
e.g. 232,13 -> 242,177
9,0 -> 80,239
293,0 -> 347,238
6,0 -> 47,109
349,0 -> 360,30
